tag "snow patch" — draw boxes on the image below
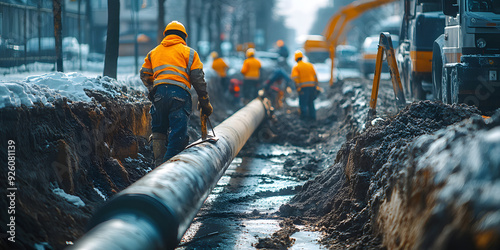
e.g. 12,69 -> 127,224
52,187 -> 85,207
0,72 -> 145,108
93,187 -> 107,201
34,242 -> 52,250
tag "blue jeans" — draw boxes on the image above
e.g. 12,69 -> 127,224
298,87 -> 316,120
150,84 -> 192,162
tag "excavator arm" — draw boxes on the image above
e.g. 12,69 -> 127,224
322,0 -> 398,86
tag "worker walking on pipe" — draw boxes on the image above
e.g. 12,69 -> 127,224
291,50 -> 319,121
241,48 -> 261,104
210,51 -> 229,93
140,21 -> 213,166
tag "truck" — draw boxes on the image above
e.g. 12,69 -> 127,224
303,35 -> 330,63
432,0 -> 500,113
398,0 -> 446,100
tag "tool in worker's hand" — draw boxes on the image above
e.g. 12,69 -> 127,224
186,109 -> 219,149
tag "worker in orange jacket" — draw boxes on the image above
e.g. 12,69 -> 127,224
140,21 -> 213,166
291,50 -> 318,120
240,48 -> 261,103
210,51 -> 229,92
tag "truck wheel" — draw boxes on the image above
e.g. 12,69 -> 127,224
450,68 -> 459,104
432,46 -> 442,100
403,59 -> 412,97
441,67 -> 450,104
411,73 -> 425,100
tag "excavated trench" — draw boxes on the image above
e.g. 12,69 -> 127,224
1,70 -> 499,249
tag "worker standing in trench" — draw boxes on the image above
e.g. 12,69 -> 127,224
140,21 -> 213,166
241,48 -> 262,104
291,50 -> 319,121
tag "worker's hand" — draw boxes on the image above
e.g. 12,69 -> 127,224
286,87 -> 292,94
146,84 -> 154,93
198,96 -> 213,116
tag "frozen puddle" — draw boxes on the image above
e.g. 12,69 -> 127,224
179,143 -> 323,249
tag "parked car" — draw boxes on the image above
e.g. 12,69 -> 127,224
0,37 -> 24,67
26,37 -> 82,62
335,45 -> 359,69
359,35 -> 399,78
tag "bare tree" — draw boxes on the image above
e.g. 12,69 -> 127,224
158,0 -> 166,44
186,0 -> 191,45
52,0 -> 64,72
194,0 -> 204,51
103,0 -> 120,79
215,0 -> 222,54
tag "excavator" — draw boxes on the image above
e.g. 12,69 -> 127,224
315,0 -> 399,86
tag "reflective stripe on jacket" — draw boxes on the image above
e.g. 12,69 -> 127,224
140,35 -> 203,92
291,61 -> 318,91
212,57 -> 229,77
241,57 -> 261,80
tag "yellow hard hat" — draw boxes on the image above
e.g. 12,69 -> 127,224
294,50 -> 303,62
246,48 -> 255,58
210,51 -> 218,58
276,40 -> 284,47
164,21 -> 188,38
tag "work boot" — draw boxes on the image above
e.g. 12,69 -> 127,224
151,132 -> 167,167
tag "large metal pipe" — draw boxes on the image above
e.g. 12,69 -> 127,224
70,99 -> 267,250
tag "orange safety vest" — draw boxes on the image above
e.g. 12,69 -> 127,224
241,57 -> 261,80
212,57 -> 229,78
291,60 -> 318,91
140,35 -> 203,93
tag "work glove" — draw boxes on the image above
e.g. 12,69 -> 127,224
147,85 -> 156,102
198,95 -> 213,116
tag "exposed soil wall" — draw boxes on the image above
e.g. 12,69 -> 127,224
376,111 -> 500,249
0,98 -> 153,249
0,74 -> 229,249
280,101 -> 485,249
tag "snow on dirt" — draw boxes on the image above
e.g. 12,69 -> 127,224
278,97 -> 500,249
0,72 -> 146,108
52,186 -> 86,207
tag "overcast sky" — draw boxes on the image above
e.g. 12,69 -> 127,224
276,0 -> 330,38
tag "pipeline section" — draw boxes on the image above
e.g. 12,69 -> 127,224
70,99 -> 267,250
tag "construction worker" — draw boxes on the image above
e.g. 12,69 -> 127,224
276,40 -> 289,60
240,48 -> 261,103
262,66 -> 293,108
140,21 -> 213,166
276,40 -> 290,72
291,50 -> 318,120
210,51 -> 229,92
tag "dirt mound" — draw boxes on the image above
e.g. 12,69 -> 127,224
280,100 -> 481,248
376,110 -> 500,249
253,218 -> 299,249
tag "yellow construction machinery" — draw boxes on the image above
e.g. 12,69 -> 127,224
321,0 -> 398,86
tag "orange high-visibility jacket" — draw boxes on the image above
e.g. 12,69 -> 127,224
291,60 -> 318,91
140,35 -> 203,93
212,57 -> 229,77
241,57 -> 261,80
